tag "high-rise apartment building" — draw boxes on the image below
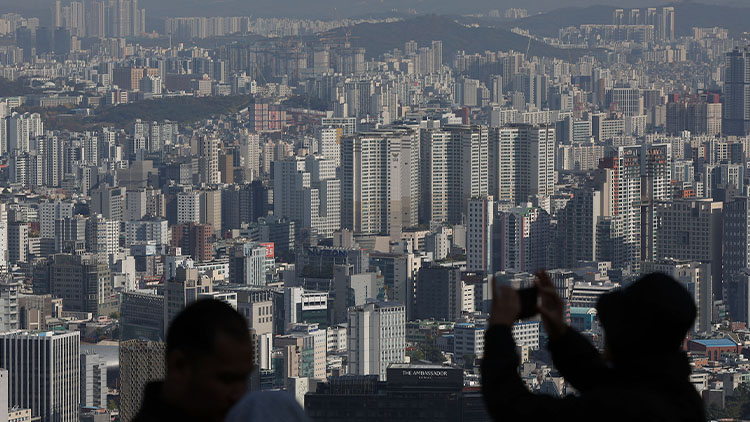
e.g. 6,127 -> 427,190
199,189 -> 222,233
655,199 -> 723,300
8,222 -> 29,265
39,201 -> 73,241
0,282 -> 19,333
341,128 -> 419,237
0,204 -> 7,271
348,301 -> 405,380
490,124 -> 555,206
85,214 -> 120,256
496,204 -> 550,273
724,47 -> 750,136
599,146 -> 642,273
199,137 -> 220,184
273,156 -> 341,237
170,222 -> 213,262
466,196 -> 495,273
557,188 -> 603,268
420,125 -> 490,224
176,191 -> 201,224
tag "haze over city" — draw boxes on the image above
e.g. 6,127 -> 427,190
0,0 -> 747,421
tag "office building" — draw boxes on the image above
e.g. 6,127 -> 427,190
50,253 -> 111,315
120,340 -> 166,422
121,291 -> 165,341
274,323 -> 327,380
415,265 -> 473,320
0,330 -> 80,422
228,241 -> 269,286
80,352 -> 107,408
305,365 -> 489,422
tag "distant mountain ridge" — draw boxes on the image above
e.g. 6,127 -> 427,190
515,3 -> 750,38
324,15 -> 587,61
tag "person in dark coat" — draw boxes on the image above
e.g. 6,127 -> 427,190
132,299 -> 255,422
482,271 -> 705,422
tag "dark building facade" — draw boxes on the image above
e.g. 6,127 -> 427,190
305,364 -> 490,422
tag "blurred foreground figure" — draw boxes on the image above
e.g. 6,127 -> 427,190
226,390 -> 309,422
482,272 -> 705,422
133,299 -> 254,422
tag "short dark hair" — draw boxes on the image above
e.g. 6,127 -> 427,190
166,299 -> 252,359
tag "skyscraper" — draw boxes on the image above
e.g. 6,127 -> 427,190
490,124 -> 555,206
341,128 -> 419,238
724,47 -> 750,136
348,301 -> 405,380
654,199 -> 723,300
0,330 -> 80,422
420,125 -> 489,224
50,253 -> 112,315
273,156 -> 341,237
120,340 -> 165,422
199,137 -> 220,184
661,6 -> 675,41
557,188 -> 603,268
466,196 -> 495,273
80,352 -> 107,408
496,203 -> 551,274
599,146 -> 642,273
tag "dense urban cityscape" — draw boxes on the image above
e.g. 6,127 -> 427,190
0,0 -> 748,421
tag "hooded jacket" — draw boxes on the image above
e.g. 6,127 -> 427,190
481,273 -> 706,422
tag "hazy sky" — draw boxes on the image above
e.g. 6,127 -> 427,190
2,0 -> 746,20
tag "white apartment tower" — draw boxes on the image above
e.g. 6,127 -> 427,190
348,301 -> 405,380
490,124 -> 555,207
273,156 -> 341,237
40,200 -> 74,240
199,136 -> 220,184
177,191 -> 201,224
341,128 -> 419,238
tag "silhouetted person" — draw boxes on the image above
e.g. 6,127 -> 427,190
133,299 -> 254,422
482,272 -> 705,422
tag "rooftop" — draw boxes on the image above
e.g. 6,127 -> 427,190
691,338 -> 737,348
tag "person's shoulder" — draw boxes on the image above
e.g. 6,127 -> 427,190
226,390 -> 309,422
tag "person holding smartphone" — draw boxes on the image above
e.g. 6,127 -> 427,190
482,271 -> 705,422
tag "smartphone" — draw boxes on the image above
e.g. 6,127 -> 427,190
517,286 -> 538,319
